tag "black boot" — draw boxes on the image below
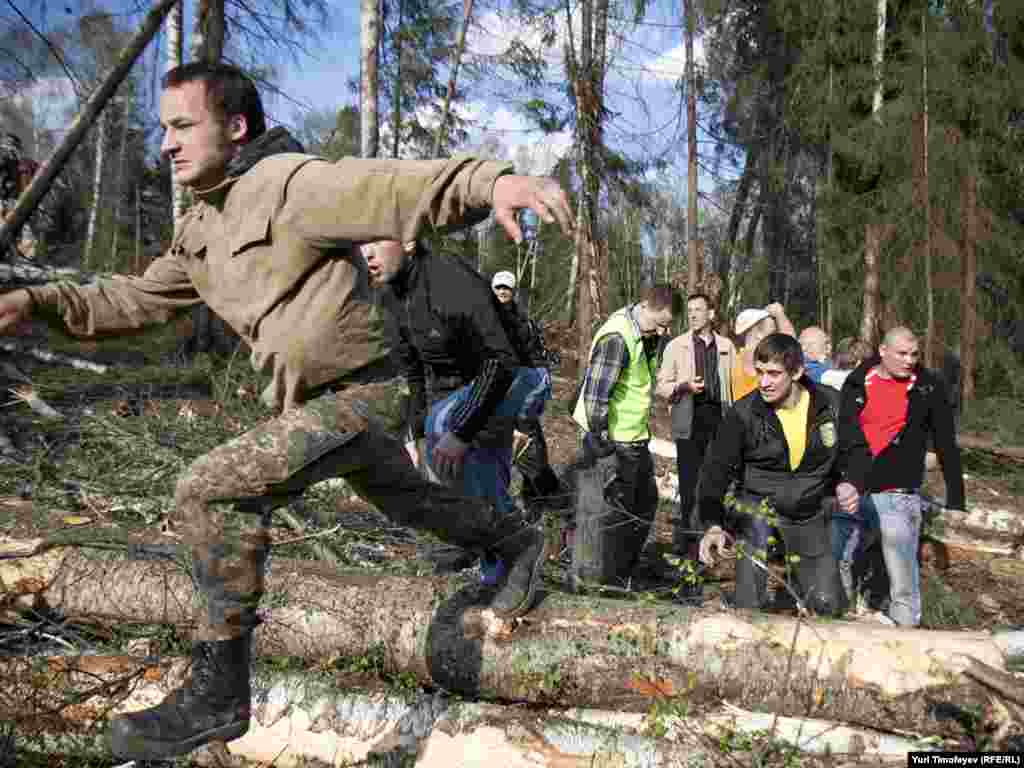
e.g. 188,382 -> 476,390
110,635 -> 251,760
487,514 -> 546,617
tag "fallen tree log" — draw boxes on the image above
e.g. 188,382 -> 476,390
0,529 -> 1018,727
1,655 -> 940,766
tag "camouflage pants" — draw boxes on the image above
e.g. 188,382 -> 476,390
173,379 -> 492,641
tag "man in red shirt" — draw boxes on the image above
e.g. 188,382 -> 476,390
836,327 -> 965,625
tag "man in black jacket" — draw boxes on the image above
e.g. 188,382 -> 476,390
365,240 -> 549,582
491,270 -> 569,510
698,334 -> 864,616
836,326 -> 965,626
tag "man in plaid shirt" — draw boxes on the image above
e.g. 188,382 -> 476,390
570,284 -> 681,585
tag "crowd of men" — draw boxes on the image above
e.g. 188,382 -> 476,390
574,292 -> 965,626
0,62 -> 966,761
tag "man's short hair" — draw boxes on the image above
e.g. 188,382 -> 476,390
641,283 -> 683,315
754,333 -> 804,375
687,291 -> 713,309
163,62 -> 267,141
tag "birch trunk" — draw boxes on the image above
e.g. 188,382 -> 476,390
862,0 -> 886,346
685,0 -> 700,295
190,0 -> 226,63
110,93 -> 131,265
432,0 -> 475,159
82,110 -> 107,271
360,0 -> 380,158
166,0 -> 186,225
4,658 -> 944,767
0,533 -> 1018,718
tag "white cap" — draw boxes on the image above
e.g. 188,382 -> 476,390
735,308 -> 772,336
492,271 -> 516,290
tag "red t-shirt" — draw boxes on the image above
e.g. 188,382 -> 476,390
859,369 -> 913,457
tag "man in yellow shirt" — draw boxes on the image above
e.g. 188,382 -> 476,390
697,334 -> 866,615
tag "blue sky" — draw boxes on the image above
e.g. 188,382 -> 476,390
13,0 -> 734,193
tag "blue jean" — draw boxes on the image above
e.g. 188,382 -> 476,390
424,366 -> 551,518
831,492 -> 923,626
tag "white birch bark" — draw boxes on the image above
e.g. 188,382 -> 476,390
166,0 -> 186,226
82,109 -> 107,270
360,0 -> 380,158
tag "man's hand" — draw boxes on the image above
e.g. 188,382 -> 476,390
699,525 -> 733,566
765,302 -> 785,317
432,431 -> 470,483
0,290 -> 33,335
836,482 -> 859,515
492,176 -> 574,242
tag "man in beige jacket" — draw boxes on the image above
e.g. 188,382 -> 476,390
0,62 -> 572,761
655,292 -> 735,597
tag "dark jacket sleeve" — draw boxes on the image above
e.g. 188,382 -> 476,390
835,381 -> 871,493
397,326 -> 428,442
836,375 -> 872,494
447,284 -> 520,442
929,377 -> 966,509
698,405 -> 747,529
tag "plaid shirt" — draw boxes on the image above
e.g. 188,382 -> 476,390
579,306 -> 657,441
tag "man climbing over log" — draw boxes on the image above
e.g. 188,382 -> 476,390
0,62 -> 573,761
698,333 -> 866,617
361,241 -> 552,585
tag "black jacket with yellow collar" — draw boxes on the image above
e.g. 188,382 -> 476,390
699,379 -> 868,527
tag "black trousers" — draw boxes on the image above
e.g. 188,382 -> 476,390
674,401 -> 722,556
732,501 -> 847,617
515,417 -> 561,500
572,438 -> 658,587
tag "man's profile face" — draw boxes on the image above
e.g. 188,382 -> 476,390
638,303 -> 674,337
493,286 -> 514,304
879,334 -> 919,379
159,80 -> 244,190
687,298 -> 713,333
756,359 -> 802,405
362,240 -> 408,286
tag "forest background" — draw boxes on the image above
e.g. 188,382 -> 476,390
2,0 -> 1023,404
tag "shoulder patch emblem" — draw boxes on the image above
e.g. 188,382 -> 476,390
819,421 -> 837,448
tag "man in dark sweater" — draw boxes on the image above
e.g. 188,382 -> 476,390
365,241 -> 550,583
698,334 -> 864,616
836,326 -> 965,626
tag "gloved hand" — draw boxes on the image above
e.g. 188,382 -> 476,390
586,433 -> 616,459
698,525 -> 733,566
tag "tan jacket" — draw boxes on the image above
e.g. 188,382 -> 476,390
655,330 -> 735,439
28,153 -> 513,411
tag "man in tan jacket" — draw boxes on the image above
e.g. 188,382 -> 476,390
655,292 -> 735,598
0,62 -> 573,761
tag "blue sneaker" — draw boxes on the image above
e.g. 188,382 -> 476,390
480,554 -> 506,586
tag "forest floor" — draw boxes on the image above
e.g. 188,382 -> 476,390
1,317 -> 1022,766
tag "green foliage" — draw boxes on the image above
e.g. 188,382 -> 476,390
920,572 -> 978,628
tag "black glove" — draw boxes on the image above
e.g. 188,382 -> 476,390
581,433 -> 616,469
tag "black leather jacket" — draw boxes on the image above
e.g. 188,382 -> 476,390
699,380 -> 867,527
